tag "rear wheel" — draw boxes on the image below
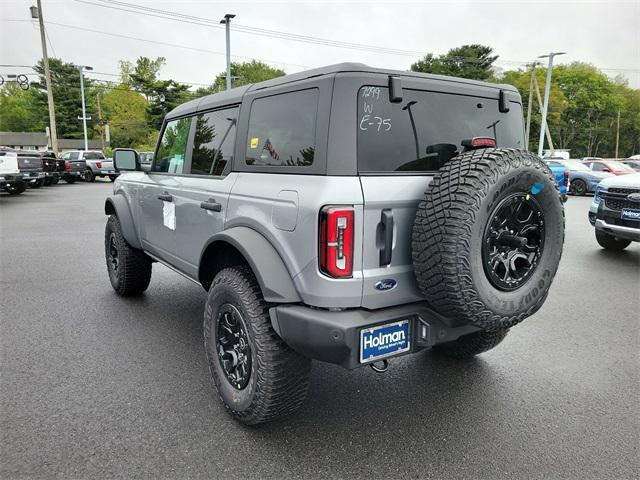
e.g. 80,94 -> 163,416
571,179 -> 587,196
52,176 -> 59,185
30,179 -> 43,189
204,266 -> 311,425
86,169 -> 95,182
109,175 -> 117,182
596,230 -> 630,251
65,177 -> 76,184
43,176 -> 53,186
434,329 -> 509,359
412,148 -> 565,331
104,215 -> 152,295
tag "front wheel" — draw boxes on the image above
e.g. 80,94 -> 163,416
204,266 -> 311,425
596,230 -> 630,251
105,215 -> 152,295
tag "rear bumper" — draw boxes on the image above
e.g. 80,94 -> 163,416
270,302 -> 479,369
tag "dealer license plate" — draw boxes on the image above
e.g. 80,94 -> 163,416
621,209 -> 640,221
360,319 -> 410,364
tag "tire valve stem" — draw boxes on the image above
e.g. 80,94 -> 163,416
369,359 -> 389,373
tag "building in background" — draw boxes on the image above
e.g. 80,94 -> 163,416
0,131 -> 108,153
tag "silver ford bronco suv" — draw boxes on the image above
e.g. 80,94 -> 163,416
106,63 -> 565,425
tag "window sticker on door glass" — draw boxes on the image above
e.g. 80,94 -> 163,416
250,137 -> 259,149
168,154 -> 183,174
163,201 -> 176,230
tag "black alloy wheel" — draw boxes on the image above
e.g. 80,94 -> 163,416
482,193 -> 545,291
107,232 -> 119,274
216,303 -> 252,390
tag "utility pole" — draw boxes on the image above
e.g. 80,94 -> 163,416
537,52 -> 566,157
31,1 -> 58,154
532,74 -> 555,154
615,109 -> 621,158
219,14 -> 235,90
75,65 -> 93,151
524,62 -> 539,149
96,92 -> 105,150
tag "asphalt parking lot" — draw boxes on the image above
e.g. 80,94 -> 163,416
1,181 -> 639,480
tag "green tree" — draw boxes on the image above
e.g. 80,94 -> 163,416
101,87 -> 150,148
129,56 -> 166,99
0,82 -> 45,132
32,58 -> 97,138
411,44 -> 498,81
201,60 -> 285,94
146,80 -> 192,129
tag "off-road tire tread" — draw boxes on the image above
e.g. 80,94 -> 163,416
205,266 -> 311,425
434,329 -> 509,359
105,214 -> 152,296
412,148 -> 564,331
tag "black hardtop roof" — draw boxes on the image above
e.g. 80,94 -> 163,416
166,62 -> 518,120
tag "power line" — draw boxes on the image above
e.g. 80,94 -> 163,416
1,19 -> 309,71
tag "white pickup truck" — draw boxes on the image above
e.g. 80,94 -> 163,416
0,148 -> 26,195
65,150 -> 118,182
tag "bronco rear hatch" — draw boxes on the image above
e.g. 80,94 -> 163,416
356,80 -> 524,309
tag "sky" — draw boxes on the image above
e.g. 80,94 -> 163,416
0,0 -> 639,89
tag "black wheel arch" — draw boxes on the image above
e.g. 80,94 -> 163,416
104,194 -> 141,249
199,227 -> 301,304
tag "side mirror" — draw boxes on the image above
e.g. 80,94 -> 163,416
113,148 -> 140,171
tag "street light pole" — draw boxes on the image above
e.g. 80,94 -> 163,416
219,13 -> 235,90
76,65 -> 93,151
537,52 -> 566,157
31,1 -> 58,154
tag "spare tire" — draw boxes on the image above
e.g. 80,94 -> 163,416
412,148 -> 564,331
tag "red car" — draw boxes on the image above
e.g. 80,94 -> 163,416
582,159 -> 636,176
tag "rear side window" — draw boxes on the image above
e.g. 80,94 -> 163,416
357,86 -> 524,173
190,106 -> 239,176
591,163 -> 607,172
245,89 -> 318,167
154,117 -> 191,173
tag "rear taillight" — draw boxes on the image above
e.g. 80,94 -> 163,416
96,161 -> 102,169
563,170 -> 569,187
319,206 -> 354,278
64,161 -> 70,170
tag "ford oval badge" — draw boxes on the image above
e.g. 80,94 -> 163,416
375,279 -> 397,291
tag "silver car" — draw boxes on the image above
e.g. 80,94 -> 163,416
105,63 -> 565,424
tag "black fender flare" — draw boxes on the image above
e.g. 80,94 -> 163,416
104,194 -> 141,249
200,227 -> 301,303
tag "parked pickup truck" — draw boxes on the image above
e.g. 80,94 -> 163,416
62,150 -> 118,182
18,155 -> 45,188
17,150 -> 60,186
0,148 -> 26,195
59,151 -> 87,183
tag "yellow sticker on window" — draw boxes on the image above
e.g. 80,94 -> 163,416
250,137 -> 259,149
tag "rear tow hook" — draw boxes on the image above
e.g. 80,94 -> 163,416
369,359 -> 389,373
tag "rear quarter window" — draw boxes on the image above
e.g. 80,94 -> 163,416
245,89 -> 318,167
357,86 -> 524,173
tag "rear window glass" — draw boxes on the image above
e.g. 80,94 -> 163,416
245,89 -> 318,167
18,157 -> 39,167
357,86 -> 524,173
84,152 -> 105,160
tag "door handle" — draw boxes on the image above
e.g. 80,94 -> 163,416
157,193 -> 172,202
200,198 -> 222,212
379,209 -> 393,267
